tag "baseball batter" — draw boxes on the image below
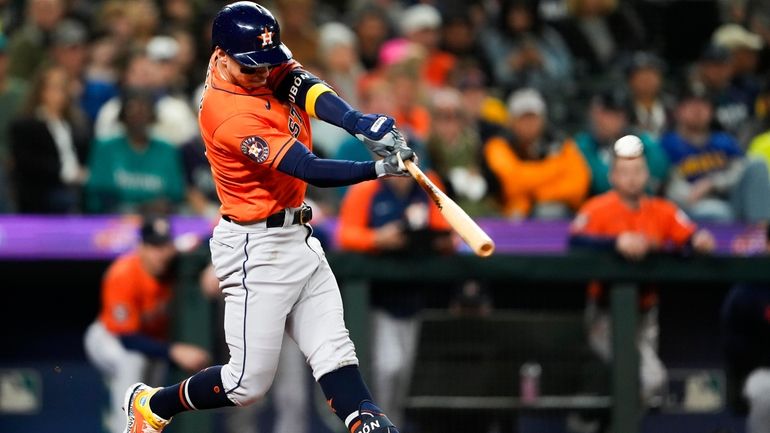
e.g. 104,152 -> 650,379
123,3 -> 413,433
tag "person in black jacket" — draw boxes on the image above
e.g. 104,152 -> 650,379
10,64 -> 91,213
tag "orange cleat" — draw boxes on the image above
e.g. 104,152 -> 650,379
123,383 -> 170,433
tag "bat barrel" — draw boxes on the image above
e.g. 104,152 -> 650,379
403,159 -> 496,258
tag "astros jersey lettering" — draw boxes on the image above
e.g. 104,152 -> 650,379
199,54 -> 313,222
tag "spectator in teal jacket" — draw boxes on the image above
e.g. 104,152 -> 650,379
86,88 -> 185,214
575,91 -> 670,196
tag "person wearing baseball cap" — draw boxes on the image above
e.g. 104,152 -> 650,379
713,24 -> 764,126
570,135 -> 715,410
574,89 -> 670,196
624,52 -> 675,140
84,213 -> 211,433
691,42 -> 755,135
660,83 -> 770,223
50,19 -> 89,88
482,88 -> 590,219
400,3 -> 456,88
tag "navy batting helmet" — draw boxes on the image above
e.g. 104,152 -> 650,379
212,2 -> 292,67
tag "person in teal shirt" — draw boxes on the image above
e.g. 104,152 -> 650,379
575,91 -> 670,196
86,89 -> 185,213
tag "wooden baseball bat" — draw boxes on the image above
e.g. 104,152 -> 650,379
401,158 -> 495,257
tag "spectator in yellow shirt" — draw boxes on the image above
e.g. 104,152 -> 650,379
748,80 -> 770,171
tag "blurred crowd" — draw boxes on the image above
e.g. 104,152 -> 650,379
0,0 -> 769,227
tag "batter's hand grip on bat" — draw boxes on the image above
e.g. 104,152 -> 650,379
400,157 -> 495,257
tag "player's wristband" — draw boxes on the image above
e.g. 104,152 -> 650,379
119,333 -> 172,360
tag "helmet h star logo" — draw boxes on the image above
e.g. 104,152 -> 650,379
258,27 -> 274,47
241,136 -> 269,163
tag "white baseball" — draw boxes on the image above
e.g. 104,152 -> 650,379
614,135 -> 644,158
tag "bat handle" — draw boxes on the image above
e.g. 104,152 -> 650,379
398,153 -> 420,178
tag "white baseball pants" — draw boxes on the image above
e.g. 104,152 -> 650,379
83,321 -> 165,433
210,216 -> 358,406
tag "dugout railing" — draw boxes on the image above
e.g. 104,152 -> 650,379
326,252 -> 770,433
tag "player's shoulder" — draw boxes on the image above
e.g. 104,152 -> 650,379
711,131 -> 741,149
348,179 -> 382,196
268,59 -> 302,85
105,252 -> 141,280
202,98 -> 269,138
659,131 -> 684,153
148,137 -> 177,152
94,135 -> 126,150
645,196 -> 680,215
579,191 -> 620,215
202,80 -> 270,117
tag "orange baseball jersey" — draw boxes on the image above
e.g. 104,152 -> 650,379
571,190 -> 696,249
572,191 -> 697,308
337,173 -> 451,252
98,253 -> 172,340
199,54 -> 313,222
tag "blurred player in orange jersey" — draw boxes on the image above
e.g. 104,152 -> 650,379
337,172 -> 453,427
84,214 -> 210,433
569,136 -> 715,408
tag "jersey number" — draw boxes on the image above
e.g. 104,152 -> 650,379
288,105 -> 302,138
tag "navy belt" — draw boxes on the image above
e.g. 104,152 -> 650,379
223,206 -> 312,227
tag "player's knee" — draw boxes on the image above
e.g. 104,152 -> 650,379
220,364 -> 273,406
224,381 -> 270,407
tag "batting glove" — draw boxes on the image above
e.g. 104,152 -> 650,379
342,111 -> 406,157
375,147 -> 416,177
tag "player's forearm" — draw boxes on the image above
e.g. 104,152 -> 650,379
277,141 -> 376,187
568,234 -> 616,251
119,333 -> 171,360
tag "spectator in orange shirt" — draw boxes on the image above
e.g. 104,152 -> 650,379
569,136 -> 715,407
337,172 -> 452,427
483,88 -> 590,219
84,215 -> 210,433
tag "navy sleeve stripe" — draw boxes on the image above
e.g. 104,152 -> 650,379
315,92 -> 355,128
277,141 -> 376,187
269,137 -> 296,169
